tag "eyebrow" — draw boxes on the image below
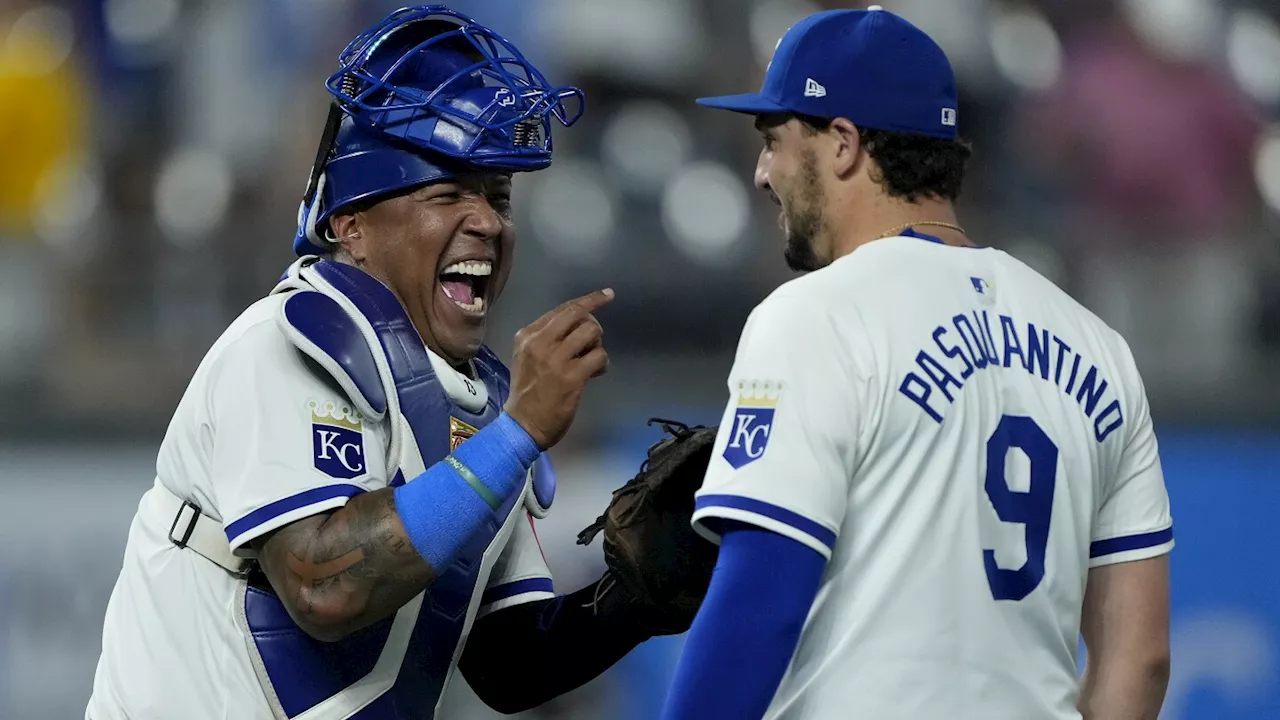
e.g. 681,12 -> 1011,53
413,182 -> 454,199
754,113 -> 792,134
440,174 -> 512,194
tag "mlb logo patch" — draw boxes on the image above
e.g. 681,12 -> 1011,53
450,417 -> 479,452
310,401 -> 366,479
723,381 -> 782,469
971,276 -> 993,294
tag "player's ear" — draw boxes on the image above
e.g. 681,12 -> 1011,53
829,118 -> 861,178
329,210 -> 369,263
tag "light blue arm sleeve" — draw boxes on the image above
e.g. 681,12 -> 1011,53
393,412 -> 540,570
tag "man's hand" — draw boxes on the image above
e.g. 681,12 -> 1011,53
505,289 -> 614,449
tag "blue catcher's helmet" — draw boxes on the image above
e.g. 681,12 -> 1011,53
294,5 -> 585,255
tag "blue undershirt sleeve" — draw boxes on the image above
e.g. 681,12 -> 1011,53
393,412 -> 540,571
661,520 -> 827,720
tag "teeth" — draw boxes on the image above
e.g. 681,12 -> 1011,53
452,296 -> 485,313
441,260 -> 493,277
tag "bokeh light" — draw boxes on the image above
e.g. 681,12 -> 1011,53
154,148 -> 233,247
661,161 -> 750,267
989,5 -> 1061,92
529,159 -> 617,265
542,0 -> 702,84
749,0 -> 821,69
105,0 -> 180,64
1227,9 -> 1280,106
34,159 -> 101,254
1253,126 -> 1280,216
1122,0 -> 1218,62
4,5 -> 75,75
602,101 -> 694,196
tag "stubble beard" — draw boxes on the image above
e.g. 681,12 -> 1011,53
781,150 -> 827,273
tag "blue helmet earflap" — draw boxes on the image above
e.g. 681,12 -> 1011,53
294,5 -> 585,256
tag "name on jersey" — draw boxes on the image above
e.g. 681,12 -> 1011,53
724,380 -> 781,469
311,400 -> 366,478
897,311 -> 1124,443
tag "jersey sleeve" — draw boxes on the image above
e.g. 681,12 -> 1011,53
1090,352 -> 1174,567
478,509 -> 555,619
691,294 -> 863,560
208,316 -> 388,557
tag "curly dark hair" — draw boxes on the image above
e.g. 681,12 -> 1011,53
798,116 -> 972,202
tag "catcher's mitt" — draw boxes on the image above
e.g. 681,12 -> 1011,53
577,418 -> 720,635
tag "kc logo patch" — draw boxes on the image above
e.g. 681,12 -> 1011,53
311,401 -> 365,479
723,381 -> 782,469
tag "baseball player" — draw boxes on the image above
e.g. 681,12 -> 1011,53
663,8 -> 1174,720
87,7 -> 698,719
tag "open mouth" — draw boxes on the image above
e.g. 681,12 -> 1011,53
438,260 -> 493,314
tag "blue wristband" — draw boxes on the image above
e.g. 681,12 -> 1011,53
394,413 -> 541,570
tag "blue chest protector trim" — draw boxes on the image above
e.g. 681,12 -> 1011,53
248,259 -> 520,720
529,453 -> 556,518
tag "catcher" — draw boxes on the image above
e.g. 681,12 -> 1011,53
87,6 -> 715,719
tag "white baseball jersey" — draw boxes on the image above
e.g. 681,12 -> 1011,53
87,293 -> 553,720
691,233 -> 1174,720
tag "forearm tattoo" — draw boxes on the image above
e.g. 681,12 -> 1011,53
257,489 -> 435,639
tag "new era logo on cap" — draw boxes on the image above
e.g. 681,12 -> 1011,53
804,78 -> 826,98
942,108 -> 957,126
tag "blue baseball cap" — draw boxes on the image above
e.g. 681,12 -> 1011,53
697,7 -> 959,139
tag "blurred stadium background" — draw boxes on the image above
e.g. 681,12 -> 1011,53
1,0 -> 1278,717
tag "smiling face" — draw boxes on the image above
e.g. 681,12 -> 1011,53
754,114 -> 833,272
329,172 -> 515,366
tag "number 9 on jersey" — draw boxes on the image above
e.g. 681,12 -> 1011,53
982,414 -> 1059,601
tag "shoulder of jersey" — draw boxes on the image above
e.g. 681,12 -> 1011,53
758,271 -> 839,314
761,244 -> 901,309
203,293 -> 292,361
997,251 -> 1134,356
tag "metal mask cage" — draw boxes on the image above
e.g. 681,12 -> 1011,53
324,6 -> 584,163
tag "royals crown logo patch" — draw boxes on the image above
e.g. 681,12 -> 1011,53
723,380 -> 781,469
311,400 -> 366,479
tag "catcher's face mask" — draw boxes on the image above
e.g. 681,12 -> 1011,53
294,4 -> 585,256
